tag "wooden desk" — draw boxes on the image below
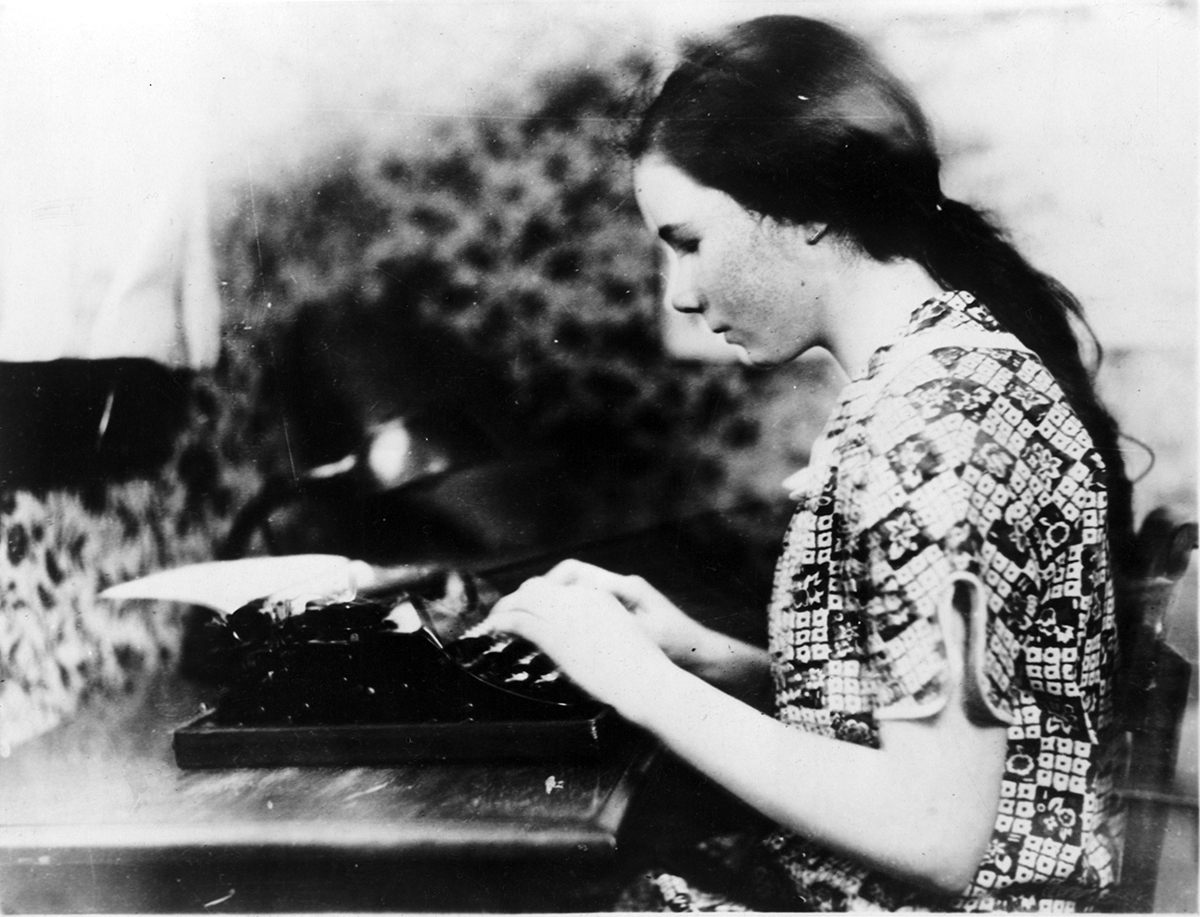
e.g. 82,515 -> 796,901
0,669 -> 656,913
0,514 -> 768,913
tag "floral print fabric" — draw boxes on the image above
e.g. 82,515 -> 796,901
762,291 -> 1123,911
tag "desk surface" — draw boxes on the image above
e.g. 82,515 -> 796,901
0,669 -> 651,853
0,667 -> 657,912
0,514 -> 767,912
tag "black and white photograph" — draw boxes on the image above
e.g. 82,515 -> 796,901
0,0 -> 1195,912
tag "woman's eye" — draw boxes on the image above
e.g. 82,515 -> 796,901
676,238 -> 700,255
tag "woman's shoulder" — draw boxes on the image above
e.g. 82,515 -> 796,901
852,292 -> 1066,438
842,294 -> 1097,490
875,291 -> 1041,386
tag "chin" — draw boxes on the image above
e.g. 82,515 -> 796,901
739,350 -> 768,367
732,345 -> 755,365
738,351 -> 783,368
737,345 -> 794,368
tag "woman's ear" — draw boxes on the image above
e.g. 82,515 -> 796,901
804,223 -> 829,246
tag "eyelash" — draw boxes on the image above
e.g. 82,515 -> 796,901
675,239 -> 700,255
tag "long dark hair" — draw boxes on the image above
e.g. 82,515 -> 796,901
631,15 -> 1135,572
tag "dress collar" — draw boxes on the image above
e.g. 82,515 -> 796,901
905,289 -> 999,334
864,290 -> 998,378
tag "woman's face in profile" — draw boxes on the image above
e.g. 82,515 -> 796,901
633,154 -> 833,366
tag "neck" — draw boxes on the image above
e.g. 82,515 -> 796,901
822,255 -> 945,379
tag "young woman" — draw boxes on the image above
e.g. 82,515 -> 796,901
483,15 -> 1134,912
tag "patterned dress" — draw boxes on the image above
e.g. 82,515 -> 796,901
636,292 -> 1123,912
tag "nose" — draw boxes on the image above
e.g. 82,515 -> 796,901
664,255 -> 702,314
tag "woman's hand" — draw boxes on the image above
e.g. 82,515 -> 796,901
534,559 -> 771,706
483,576 -> 676,718
537,559 -> 714,667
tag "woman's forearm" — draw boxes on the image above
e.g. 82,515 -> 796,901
617,656 -> 1006,897
668,627 -> 772,709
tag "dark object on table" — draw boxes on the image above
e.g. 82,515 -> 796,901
175,586 -> 605,766
446,630 -> 580,704
173,705 -> 614,767
204,594 -> 589,725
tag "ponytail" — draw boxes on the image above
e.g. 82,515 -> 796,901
918,199 -> 1135,575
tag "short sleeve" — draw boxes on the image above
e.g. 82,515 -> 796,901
843,350 -> 1042,725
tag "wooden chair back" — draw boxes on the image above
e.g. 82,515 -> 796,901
1108,507 -> 1197,912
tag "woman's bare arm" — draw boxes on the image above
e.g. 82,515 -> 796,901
624,630 -> 1006,894
485,576 -> 1007,896
673,626 -> 772,708
539,559 -> 772,706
